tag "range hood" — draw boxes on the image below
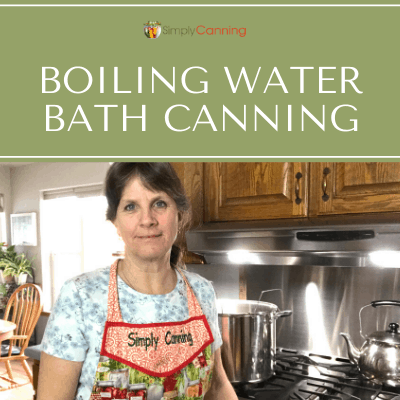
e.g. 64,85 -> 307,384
185,221 -> 400,267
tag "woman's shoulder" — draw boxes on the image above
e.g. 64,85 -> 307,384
63,266 -> 111,292
178,268 -> 216,297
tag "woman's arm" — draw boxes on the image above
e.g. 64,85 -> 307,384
37,352 -> 83,400
204,348 -> 238,400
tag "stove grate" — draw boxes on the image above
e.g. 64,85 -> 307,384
235,349 -> 400,400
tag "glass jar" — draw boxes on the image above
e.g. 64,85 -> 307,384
185,379 -> 200,398
127,383 -> 147,400
97,381 -> 128,399
96,366 -> 110,382
109,368 -> 129,389
147,383 -> 164,400
200,365 -> 211,393
97,381 -> 115,399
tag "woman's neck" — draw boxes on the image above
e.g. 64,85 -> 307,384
118,253 -> 177,295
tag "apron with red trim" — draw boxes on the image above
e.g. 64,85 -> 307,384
90,261 -> 215,400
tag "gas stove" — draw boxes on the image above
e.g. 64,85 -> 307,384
235,348 -> 400,400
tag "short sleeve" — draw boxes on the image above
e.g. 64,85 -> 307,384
207,282 -> 223,353
41,279 -> 89,362
188,274 -> 223,353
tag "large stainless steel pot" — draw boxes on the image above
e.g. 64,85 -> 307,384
218,296 -> 292,384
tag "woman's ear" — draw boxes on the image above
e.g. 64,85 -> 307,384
113,220 -> 122,238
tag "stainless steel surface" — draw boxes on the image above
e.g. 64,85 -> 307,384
186,263 -> 240,300
217,299 -> 292,384
187,221 -> 400,392
341,300 -> 400,387
186,222 -> 400,266
242,264 -> 400,358
192,252 -> 372,267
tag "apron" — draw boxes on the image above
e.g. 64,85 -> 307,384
90,260 -> 215,400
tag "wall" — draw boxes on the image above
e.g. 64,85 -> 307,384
0,166 -> 12,244
10,162 -> 111,342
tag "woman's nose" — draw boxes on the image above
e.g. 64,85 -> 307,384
140,208 -> 157,226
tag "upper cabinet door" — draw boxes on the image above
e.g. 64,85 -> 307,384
204,162 -> 308,221
310,162 -> 400,216
170,162 -> 204,228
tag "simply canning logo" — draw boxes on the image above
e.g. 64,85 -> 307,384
143,21 -> 247,38
144,21 -> 162,39
163,25 -> 247,38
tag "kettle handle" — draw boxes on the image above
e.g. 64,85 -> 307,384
371,300 -> 400,308
359,300 -> 400,339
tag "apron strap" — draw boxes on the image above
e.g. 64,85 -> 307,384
107,260 -> 123,322
175,267 -> 204,318
106,260 -> 205,322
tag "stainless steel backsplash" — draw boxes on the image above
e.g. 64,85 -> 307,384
186,263 -> 240,300
244,264 -> 400,358
188,263 -> 400,358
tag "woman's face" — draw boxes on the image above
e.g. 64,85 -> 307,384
113,177 -> 179,264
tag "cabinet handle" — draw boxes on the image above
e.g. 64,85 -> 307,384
322,167 -> 331,202
295,172 -> 302,205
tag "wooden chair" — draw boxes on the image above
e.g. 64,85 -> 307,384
0,283 -> 43,391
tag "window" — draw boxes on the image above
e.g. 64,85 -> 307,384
41,186 -> 122,308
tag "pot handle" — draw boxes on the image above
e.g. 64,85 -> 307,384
359,300 -> 400,339
258,289 -> 292,319
258,289 -> 282,302
275,310 -> 293,319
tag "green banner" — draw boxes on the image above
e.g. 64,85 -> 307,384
0,4 -> 399,160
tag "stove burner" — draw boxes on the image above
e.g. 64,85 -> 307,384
234,349 -> 400,400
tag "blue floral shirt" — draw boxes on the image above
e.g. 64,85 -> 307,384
41,266 -> 222,400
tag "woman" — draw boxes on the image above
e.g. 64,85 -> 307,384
38,162 -> 237,400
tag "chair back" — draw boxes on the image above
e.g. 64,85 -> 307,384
3,284 -> 43,353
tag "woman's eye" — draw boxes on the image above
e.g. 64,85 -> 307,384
125,203 -> 136,211
154,200 -> 167,208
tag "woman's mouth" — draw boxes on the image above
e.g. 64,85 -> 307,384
137,233 -> 162,239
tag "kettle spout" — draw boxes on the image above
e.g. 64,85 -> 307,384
340,332 -> 361,366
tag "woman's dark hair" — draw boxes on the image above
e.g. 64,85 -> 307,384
105,162 -> 191,268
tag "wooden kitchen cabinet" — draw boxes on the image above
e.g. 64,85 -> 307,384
204,162 -> 309,222
170,162 -> 204,228
170,162 -> 205,264
172,162 -> 400,228
310,162 -> 400,216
